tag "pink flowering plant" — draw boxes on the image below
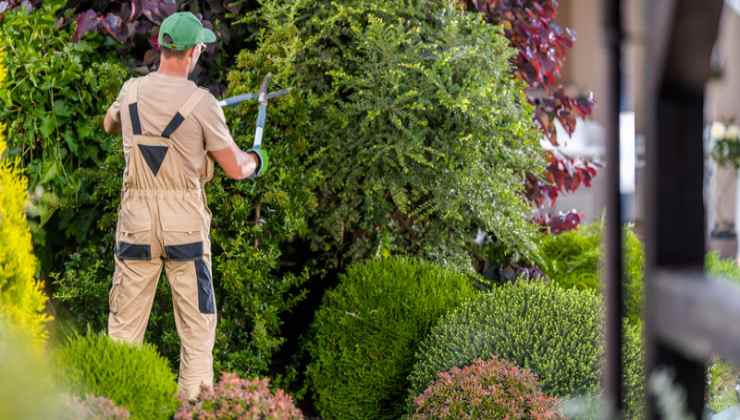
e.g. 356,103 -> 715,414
62,395 -> 130,420
411,357 -> 564,420
175,372 -> 303,420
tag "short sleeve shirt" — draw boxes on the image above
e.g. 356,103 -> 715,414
105,72 -> 236,178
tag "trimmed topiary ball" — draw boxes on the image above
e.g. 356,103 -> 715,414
175,372 -> 303,419
411,357 -> 564,420
57,332 -> 178,420
408,281 -> 644,415
306,256 -> 478,420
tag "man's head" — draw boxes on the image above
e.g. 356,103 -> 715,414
158,12 -> 217,75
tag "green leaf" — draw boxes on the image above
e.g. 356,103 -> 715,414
39,115 -> 56,139
52,99 -> 73,117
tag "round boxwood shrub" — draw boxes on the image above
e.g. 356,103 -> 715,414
411,357 -> 564,420
57,332 -> 178,420
407,281 -> 643,414
306,256 -> 478,420
175,372 -> 303,419
538,222 -> 644,322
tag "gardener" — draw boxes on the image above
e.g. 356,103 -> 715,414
102,12 -> 268,399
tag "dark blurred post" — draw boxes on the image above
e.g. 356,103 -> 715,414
603,0 -> 624,417
643,1 -> 723,418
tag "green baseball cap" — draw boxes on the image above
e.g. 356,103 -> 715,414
158,12 -> 217,51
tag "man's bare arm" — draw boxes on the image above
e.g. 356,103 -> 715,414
103,112 -> 121,135
209,144 -> 259,180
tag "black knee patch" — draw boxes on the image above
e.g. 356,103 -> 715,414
195,258 -> 215,314
165,242 -> 204,261
116,242 -> 151,260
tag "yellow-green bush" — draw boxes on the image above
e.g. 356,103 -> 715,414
0,321 -> 61,420
0,58 -> 50,345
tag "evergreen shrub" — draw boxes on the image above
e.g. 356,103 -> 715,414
538,222 -> 644,321
306,256 -> 478,420
407,281 -> 644,415
0,322 -> 59,419
228,0 -> 544,270
57,332 -> 178,420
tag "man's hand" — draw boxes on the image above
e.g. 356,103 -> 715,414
209,144 -> 260,180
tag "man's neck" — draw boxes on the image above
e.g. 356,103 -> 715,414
156,60 -> 190,79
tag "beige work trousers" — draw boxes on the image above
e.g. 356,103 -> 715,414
108,191 -> 216,400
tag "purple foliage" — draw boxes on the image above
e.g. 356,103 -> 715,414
534,210 -> 583,235
0,0 -> 40,18
465,0 -> 599,231
65,0 -> 249,95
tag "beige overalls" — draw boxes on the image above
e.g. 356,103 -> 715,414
107,75 -> 223,399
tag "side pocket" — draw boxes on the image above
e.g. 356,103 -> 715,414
116,201 -> 152,260
195,258 -> 215,314
109,273 -> 123,315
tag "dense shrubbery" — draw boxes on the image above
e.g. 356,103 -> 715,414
1,1 -> 654,418
228,0 -> 543,271
407,281 -> 644,415
539,222 -> 644,321
175,372 -> 303,419
0,62 -> 50,348
305,256 -> 478,420
57,333 -> 178,420
52,0 -> 544,390
0,2 -> 129,268
411,357 -> 564,420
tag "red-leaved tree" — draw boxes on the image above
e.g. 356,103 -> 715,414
464,0 -> 599,232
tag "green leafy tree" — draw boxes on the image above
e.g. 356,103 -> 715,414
227,0 -> 544,272
0,1 -> 129,268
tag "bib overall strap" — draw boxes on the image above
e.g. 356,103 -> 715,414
126,78 -> 144,135
161,88 -> 208,138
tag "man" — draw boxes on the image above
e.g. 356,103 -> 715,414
102,11 -> 268,399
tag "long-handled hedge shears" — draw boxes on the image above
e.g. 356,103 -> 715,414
218,73 -> 291,151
